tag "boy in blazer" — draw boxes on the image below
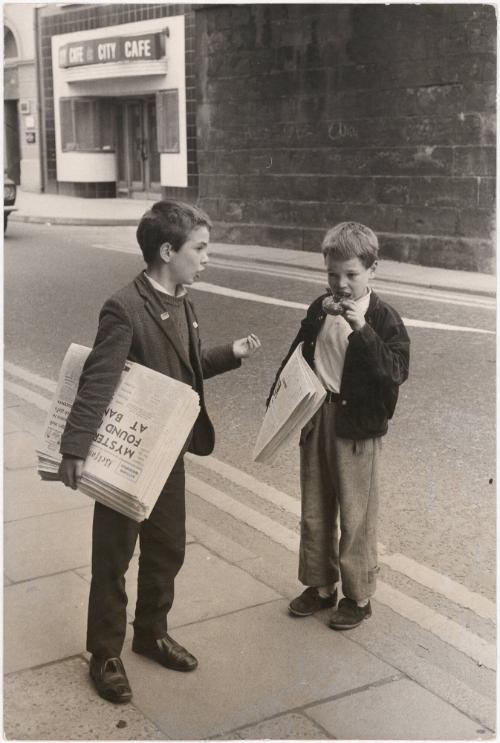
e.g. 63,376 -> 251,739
60,200 -> 260,703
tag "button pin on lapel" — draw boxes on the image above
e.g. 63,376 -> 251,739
160,311 -> 170,320
193,321 -> 199,328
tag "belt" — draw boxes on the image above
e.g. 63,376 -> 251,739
325,390 -> 342,403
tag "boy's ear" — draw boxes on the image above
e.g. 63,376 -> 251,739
370,260 -> 378,276
159,242 -> 172,262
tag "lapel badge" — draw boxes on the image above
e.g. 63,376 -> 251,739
193,321 -> 199,328
161,311 -> 170,320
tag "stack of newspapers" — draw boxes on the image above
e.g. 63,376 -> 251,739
37,343 -> 200,522
253,342 -> 326,463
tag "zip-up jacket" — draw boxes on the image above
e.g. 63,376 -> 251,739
267,291 -> 410,440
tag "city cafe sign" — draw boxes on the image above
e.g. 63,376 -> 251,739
58,32 -> 165,68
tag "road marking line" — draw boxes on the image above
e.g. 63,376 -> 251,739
195,281 -> 308,310
91,242 -> 139,255
187,473 -> 496,671
4,362 -> 57,393
188,453 -> 496,622
4,380 -> 51,412
379,552 -> 496,622
192,282 -> 494,334
209,260 -> 496,310
186,452 -> 301,516
6,367 -> 496,627
87,245 -> 495,310
375,582 -> 496,671
186,474 -> 300,553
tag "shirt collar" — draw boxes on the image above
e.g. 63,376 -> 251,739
356,288 -> 371,310
144,271 -> 187,298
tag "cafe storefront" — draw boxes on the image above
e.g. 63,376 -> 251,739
49,14 -> 189,198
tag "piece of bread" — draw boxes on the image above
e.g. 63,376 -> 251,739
322,295 -> 346,316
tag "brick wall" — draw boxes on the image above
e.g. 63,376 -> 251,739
196,4 -> 496,272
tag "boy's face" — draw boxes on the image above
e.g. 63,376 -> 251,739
325,255 -> 377,301
168,226 -> 210,285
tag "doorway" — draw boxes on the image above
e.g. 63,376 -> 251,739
116,97 -> 161,198
4,100 -> 20,184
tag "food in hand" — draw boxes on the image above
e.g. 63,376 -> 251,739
322,294 -> 347,316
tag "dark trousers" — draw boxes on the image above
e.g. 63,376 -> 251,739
86,456 -> 186,660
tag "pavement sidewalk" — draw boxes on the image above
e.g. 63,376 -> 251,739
10,188 -> 497,297
3,394 -> 494,740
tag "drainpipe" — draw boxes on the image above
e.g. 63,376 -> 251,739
34,4 -> 46,192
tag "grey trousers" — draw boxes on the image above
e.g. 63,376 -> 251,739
299,401 -> 382,601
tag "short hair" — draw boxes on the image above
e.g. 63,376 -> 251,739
136,199 -> 212,264
321,222 -> 379,268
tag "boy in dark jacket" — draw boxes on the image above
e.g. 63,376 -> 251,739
59,200 -> 260,703
267,222 -> 409,630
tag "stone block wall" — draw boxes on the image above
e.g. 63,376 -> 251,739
196,4 -> 496,272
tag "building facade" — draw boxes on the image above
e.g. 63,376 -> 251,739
37,3 -> 496,271
37,3 -> 198,200
4,3 -> 42,191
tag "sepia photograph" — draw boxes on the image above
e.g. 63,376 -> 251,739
3,0 -> 496,739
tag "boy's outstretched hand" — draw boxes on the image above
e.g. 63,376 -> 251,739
59,456 -> 84,490
232,333 -> 262,359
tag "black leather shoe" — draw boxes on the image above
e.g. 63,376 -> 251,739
329,597 -> 372,630
288,586 -> 338,617
89,656 -> 132,704
132,633 -> 198,671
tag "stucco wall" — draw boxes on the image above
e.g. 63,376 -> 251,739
4,3 -> 41,191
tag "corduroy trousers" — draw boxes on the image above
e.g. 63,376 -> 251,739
299,401 -> 381,602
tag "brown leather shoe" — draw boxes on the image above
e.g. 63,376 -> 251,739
89,656 -> 132,704
132,633 -> 198,671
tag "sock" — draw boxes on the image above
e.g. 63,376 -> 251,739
357,598 -> 369,607
318,583 -> 336,599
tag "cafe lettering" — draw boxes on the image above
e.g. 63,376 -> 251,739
59,32 -> 165,68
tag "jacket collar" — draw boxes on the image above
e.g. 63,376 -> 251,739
366,290 -> 382,319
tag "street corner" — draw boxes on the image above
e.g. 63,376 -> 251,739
3,656 -> 166,740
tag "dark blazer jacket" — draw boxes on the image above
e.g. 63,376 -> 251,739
60,272 -> 241,460
267,291 -> 410,440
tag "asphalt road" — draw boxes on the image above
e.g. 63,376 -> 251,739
4,223 -> 496,606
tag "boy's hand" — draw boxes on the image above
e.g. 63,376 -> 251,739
232,333 -> 262,359
341,300 -> 366,331
59,456 -> 84,490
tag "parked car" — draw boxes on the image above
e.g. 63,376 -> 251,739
4,175 -> 17,232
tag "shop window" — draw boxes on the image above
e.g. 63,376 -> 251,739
60,98 -> 115,152
156,90 -> 179,153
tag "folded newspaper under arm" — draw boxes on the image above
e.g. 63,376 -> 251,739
36,343 -> 200,522
253,342 -> 326,464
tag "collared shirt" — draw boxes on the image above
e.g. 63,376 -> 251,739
144,272 -> 187,298
314,290 -> 371,393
